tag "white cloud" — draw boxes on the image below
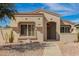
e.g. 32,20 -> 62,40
71,19 -> 79,23
43,3 -> 79,16
57,11 -> 78,16
44,3 -> 73,11
42,3 -> 79,24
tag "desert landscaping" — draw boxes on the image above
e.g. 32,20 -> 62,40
58,42 -> 79,56
0,41 -> 79,56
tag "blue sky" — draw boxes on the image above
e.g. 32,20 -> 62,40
0,3 -> 79,27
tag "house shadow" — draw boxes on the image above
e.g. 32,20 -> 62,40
0,42 -> 48,52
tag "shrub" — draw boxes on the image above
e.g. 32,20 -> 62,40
77,33 -> 79,42
9,30 -> 14,43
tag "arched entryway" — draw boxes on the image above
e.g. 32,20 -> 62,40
47,22 -> 56,40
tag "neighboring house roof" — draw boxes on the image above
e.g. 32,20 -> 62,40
75,24 -> 79,26
32,9 -> 60,17
60,20 -> 75,25
75,24 -> 79,28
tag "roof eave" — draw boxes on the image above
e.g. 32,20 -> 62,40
32,9 -> 61,17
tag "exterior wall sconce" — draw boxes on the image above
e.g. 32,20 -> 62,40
38,18 -> 40,20
50,18 -> 53,20
25,18 -> 27,20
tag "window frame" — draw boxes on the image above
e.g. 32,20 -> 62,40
19,22 -> 35,36
60,25 -> 71,33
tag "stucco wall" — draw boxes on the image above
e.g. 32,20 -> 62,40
60,33 -> 78,42
10,15 -> 44,43
37,11 -> 60,40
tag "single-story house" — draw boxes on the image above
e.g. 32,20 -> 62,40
0,9 -> 78,44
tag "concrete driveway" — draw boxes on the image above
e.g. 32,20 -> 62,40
43,42 -> 62,56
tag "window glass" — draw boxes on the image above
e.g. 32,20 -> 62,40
32,25 -> 35,36
28,25 -> 31,36
60,25 -> 71,33
60,27 -> 64,33
20,23 -> 35,36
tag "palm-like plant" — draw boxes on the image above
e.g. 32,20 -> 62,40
0,3 -> 17,20
0,3 -> 17,41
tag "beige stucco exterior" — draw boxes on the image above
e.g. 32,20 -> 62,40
10,9 -> 61,43
0,9 -> 78,44
10,14 -> 44,43
75,25 -> 79,33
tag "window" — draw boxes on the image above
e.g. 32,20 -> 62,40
60,25 -> 71,33
21,25 -> 27,36
20,23 -> 35,36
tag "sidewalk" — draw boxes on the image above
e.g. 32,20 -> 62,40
43,42 -> 62,56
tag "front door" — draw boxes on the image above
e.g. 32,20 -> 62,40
47,22 -> 56,40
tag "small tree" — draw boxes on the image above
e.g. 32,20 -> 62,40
5,25 -> 11,28
0,3 -> 17,20
0,3 -> 17,42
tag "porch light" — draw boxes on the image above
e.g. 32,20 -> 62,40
50,18 -> 53,20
